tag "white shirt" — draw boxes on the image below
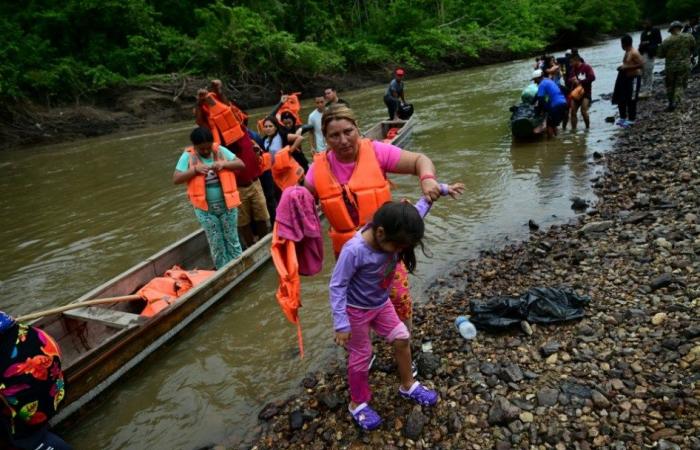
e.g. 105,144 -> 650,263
308,109 -> 326,152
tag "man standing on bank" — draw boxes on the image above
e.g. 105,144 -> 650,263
638,20 -> 663,98
658,21 -> 697,111
613,34 -> 644,127
324,87 -> 349,108
307,95 -> 327,152
384,68 -> 406,120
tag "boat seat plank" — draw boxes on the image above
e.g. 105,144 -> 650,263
63,308 -> 146,329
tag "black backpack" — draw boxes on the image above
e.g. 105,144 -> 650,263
397,103 -> 414,120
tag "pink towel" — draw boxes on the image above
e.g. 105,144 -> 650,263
275,186 -> 323,275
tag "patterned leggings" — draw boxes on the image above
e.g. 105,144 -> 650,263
194,201 -> 242,269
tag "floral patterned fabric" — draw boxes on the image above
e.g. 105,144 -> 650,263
389,261 -> 413,321
193,200 -> 242,269
1,321 -> 65,440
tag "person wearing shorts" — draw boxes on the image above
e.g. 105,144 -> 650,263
532,69 -> 568,137
568,53 -> 596,129
230,133 -> 270,247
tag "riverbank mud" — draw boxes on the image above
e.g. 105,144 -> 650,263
239,75 -> 700,450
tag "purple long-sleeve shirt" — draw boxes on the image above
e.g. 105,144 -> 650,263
329,186 -> 447,332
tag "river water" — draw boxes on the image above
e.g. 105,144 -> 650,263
0,35 -> 646,449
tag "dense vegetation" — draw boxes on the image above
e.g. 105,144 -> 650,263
0,0 -> 692,105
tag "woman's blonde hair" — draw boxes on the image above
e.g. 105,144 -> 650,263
321,104 -> 359,137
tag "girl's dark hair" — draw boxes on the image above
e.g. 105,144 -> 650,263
371,201 -> 425,273
263,116 -> 280,132
190,127 -> 213,145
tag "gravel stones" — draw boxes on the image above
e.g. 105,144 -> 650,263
537,388 -> 559,407
247,74 -> 700,450
488,396 -> 521,425
403,408 -> 428,440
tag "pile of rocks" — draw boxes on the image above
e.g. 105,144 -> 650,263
244,78 -> 700,450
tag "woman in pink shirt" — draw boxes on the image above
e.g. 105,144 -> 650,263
304,104 -> 443,337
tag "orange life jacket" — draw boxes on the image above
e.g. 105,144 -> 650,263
313,139 -> 392,255
185,144 -> 241,211
255,92 -> 303,134
229,102 -> 248,124
271,146 -> 304,191
203,93 -> 245,145
383,127 -> 400,143
277,92 -> 302,126
139,266 -> 216,317
270,223 -> 304,358
258,151 -> 272,173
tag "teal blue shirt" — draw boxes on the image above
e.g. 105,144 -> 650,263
175,146 -> 236,206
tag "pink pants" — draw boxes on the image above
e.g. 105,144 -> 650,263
346,301 -> 410,404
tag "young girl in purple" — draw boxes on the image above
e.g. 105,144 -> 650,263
329,183 -> 463,430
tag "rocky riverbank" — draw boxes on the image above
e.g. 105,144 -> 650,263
235,75 -> 700,450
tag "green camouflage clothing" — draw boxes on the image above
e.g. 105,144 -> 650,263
658,33 -> 696,105
658,33 -> 696,73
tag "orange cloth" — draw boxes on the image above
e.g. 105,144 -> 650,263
270,223 -> 304,357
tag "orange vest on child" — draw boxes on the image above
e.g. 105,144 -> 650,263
313,139 -> 392,255
185,144 -> 241,211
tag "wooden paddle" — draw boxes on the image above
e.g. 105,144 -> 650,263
15,294 -> 143,322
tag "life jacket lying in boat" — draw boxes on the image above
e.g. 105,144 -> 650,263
383,127 -> 400,143
139,266 -> 216,317
270,223 -> 304,357
271,146 -> 304,191
313,138 -> 392,255
201,93 -> 245,146
185,145 -> 241,211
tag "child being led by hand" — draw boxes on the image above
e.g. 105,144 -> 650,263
329,182 -> 464,431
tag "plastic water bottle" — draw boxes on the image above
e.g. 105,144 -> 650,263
455,316 -> 477,340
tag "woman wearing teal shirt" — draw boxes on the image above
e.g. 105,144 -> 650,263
173,127 -> 246,268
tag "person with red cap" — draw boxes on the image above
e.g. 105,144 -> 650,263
384,68 -> 407,120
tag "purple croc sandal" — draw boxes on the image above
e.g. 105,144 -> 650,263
349,403 -> 383,431
399,381 -> 439,406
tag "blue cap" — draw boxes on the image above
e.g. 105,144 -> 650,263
0,311 -> 16,333
455,315 -> 470,326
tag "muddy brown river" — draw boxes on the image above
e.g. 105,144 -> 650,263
0,34 -> 649,449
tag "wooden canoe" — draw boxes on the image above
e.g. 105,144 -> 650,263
363,116 -> 415,147
34,116 -> 416,426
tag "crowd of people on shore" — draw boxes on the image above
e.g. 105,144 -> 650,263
522,18 -> 698,137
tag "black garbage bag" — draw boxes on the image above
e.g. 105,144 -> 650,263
398,103 -> 414,120
469,287 -> 590,330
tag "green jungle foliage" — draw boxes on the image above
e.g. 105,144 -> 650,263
0,0 -> 691,103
